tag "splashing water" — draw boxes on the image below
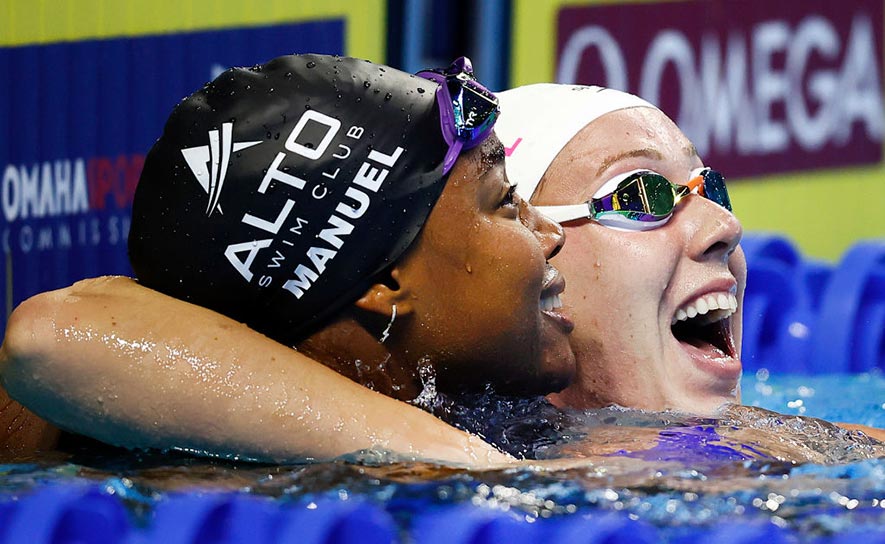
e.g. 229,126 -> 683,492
1,373 -> 883,540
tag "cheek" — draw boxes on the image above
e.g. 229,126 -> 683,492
556,228 -> 677,327
729,247 -> 748,292
557,227 -> 658,301
425,222 -> 542,318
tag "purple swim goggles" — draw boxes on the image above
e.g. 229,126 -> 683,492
417,57 -> 500,174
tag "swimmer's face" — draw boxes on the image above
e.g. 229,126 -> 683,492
394,135 -> 576,395
533,108 -> 746,415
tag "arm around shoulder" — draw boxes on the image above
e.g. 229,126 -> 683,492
0,277 -> 510,466
836,423 -> 885,442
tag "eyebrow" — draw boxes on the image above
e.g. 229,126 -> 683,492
481,139 -> 506,166
595,148 -> 664,177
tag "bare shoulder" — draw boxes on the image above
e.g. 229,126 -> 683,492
2,277 -> 133,353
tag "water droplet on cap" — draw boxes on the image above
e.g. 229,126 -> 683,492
363,81 -> 371,89
306,61 -> 316,69
417,87 -> 425,93
384,93 -> 392,101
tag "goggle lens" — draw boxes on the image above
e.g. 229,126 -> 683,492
607,173 -> 677,219
700,170 -> 732,212
538,168 -> 731,230
417,58 -> 500,174
448,76 -> 498,142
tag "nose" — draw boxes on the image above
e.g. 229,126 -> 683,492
682,195 -> 743,263
520,197 -> 565,260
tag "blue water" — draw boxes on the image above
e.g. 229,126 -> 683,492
1,372 -> 883,543
743,369 -> 885,428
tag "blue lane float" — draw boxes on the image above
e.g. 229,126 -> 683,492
411,504 -> 542,544
272,499 -> 398,544
3,484 -> 885,543
741,236 -> 885,374
146,493 -> 277,544
809,242 -> 885,373
0,485 -> 130,544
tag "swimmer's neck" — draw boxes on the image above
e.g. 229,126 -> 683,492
296,315 -> 424,402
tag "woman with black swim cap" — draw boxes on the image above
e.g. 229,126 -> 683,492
0,54 -> 575,464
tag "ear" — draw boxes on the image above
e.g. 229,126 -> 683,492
353,267 -> 414,318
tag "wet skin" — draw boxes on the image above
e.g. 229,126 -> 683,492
533,108 -> 747,415
390,136 -> 576,396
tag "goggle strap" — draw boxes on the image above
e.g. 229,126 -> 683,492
686,174 -> 705,195
441,140 -> 463,175
536,203 -> 593,223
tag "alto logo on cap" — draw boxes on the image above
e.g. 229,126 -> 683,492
180,122 -> 263,216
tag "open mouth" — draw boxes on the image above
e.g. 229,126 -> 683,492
671,292 -> 737,358
539,265 -> 574,333
539,265 -> 565,311
540,293 -> 563,312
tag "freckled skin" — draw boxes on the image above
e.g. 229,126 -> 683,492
534,108 -> 747,415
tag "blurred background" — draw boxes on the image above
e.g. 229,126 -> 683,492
1,0 -> 883,370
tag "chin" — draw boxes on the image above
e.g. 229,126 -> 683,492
668,380 -> 741,416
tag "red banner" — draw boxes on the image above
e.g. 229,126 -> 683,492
556,0 -> 884,177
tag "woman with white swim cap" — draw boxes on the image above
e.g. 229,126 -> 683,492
494,84 -> 745,416
493,83 -> 882,444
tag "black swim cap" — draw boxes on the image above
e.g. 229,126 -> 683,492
129,54 -> 456,343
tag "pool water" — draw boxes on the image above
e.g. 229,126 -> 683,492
1,371 -> 883,543
743,369 -> 885,428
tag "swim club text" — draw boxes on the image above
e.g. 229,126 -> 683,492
223,109 -> 404,299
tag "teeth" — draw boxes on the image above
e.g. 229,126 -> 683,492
672,292 -> 738,325
540,294 -> 563,312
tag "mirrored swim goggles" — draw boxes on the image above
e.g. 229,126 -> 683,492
417,57 -> 500,175
536,168 -> 733,231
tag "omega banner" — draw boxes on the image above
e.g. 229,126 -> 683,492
554,0 -> 884,178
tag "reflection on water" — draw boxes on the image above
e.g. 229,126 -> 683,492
1,372 -> 883,539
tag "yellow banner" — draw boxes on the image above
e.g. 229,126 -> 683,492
1,0 -> 386,62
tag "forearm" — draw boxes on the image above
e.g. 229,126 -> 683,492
0,277 -> 509,466
836,423 -> 885,442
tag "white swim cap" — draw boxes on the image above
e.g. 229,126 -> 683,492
496,84 -> 658,200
